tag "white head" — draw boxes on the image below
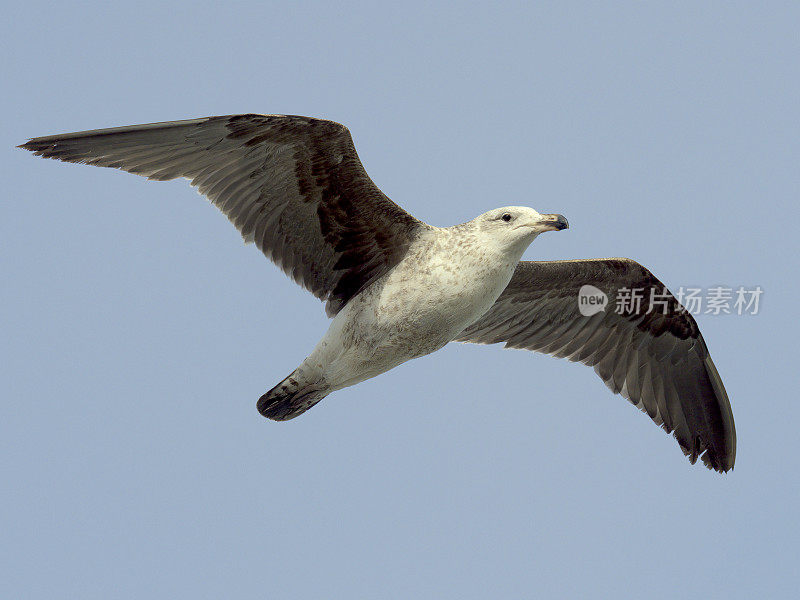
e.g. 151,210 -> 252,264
471,206 -> 569,256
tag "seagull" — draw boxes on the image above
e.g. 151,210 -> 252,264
20,114 -> 736,472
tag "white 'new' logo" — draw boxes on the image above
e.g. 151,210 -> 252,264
577,284 -> 608,316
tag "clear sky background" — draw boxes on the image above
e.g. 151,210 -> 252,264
3,2 -> 798,598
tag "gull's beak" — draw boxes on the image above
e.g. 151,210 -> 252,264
535,213 -> 569,232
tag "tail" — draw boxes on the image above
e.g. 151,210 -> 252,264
257,370 -> 330,421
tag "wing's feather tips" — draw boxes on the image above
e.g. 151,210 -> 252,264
646,363 -> 673,433
21,114 -> 425,316
624,346 -> 649,418
704,355 -> 736,469
609,329 -> 636,395
457,258 -> 736,473
633,349 -> 656,419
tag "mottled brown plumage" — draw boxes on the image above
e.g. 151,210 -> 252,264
20,114 -> 422,316
456,259 -> 735,472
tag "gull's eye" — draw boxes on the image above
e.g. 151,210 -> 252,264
501,213 -> 512,222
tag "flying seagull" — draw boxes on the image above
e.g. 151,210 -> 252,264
19,114 -> 736,472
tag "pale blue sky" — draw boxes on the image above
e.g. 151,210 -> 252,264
3,2 -> 798,598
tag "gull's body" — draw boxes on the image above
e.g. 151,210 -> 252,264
277,216 -> 549,416
20,114 -> 736,472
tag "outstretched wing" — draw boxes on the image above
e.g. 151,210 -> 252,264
20,114 -> 425,316
455,258 -> 736,473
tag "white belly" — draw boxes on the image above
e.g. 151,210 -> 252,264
303,232 -> 519,390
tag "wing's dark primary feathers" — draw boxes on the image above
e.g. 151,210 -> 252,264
456,258 -> 736,473
19,114 -> 423,316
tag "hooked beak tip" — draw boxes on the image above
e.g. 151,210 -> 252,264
539,213 -> 569,231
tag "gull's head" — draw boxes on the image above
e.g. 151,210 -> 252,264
474,206 -> 568,253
